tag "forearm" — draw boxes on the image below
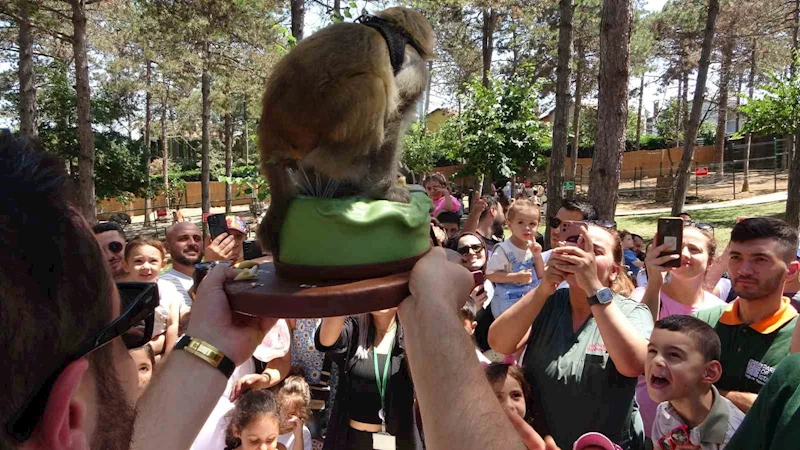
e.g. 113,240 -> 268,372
721,390 -> 757,413
486,271 -> 515,284
133,350 -> 228,450
263,352 -> 292,387
488,286 -> 550,354
318,316 -> 345,347
642,279 -> 663,323
399,297 -> 527,450
444,194 -> 453,212
591,303 -> 648,377
462,208 -> 481,233
533,254 -> 545,279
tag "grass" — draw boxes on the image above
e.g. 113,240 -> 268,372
614,201 -> 788,249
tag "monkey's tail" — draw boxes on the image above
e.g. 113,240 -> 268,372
258,163 -> 295,258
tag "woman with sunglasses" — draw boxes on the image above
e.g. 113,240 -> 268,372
449,232 -> 492,309
632,224 -> 726,439
488,224 -> 652,450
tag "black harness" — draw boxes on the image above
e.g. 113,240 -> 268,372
356,14 -> 421,75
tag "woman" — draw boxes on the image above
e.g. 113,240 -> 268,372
632,225 -> 725,438
449,231 -> 492,309
488,224 -> 653,450
315,309 -> 421,450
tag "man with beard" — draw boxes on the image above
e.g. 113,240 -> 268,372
464,195 -> 506,254
694,217 -> 800,413
93,221 -> 127,279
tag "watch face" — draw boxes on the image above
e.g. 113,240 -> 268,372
596,288 -> 613,304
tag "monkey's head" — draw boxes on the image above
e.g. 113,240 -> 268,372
375,7 -> 436,61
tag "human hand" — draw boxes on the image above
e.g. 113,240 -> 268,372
230,373 -> 271,402
505,408 -> 560,450
178,306 -> 191,335
470,193 -> 487,216
150,333 -> 166,366
645,234 -> 681,286
512,270 -> 533,285
469,285 -> 488,309
539,263 -> 567,297
187,265 -> 276,366
528,240 -> 542,254
406,247 -> 473,313
550,228 -> 604,295
287,416 -> 303,435
204,232 -> 236,262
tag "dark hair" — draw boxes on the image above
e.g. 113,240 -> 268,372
731,217 -> 799,262
0,133 -> 115,447
459,297 -> 478,322
225,389 -> 281,450
93,221 -> 127,241
631,234 -> 643,241
479,196 -> 500,220
679,212 -> 692,219
448,231 -> 488,272
422,173 -> 447,187
438,211 -> 461,225
134,343 -> 156,367
484,364 -> 532,423
277,376 -> 312,434
654,315 -> 721,362
560,198 -> 598,221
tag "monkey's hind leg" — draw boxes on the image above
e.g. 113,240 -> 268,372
257,163 -> 295,258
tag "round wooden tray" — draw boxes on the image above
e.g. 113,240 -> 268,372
224,260 -> 411,318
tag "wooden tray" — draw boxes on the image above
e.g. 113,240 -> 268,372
225,261 -> 410,318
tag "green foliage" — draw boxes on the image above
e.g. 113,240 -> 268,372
218,174 -> 270,201
737,62 -> 800,138
402,122 -> 452,174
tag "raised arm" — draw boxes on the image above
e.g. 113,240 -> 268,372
317,316 -> 346,348
461,193 -> 485,234
639,241 -> 680,322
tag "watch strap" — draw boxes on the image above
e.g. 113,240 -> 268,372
176,335 -> 236,378
588,288 -> 613,306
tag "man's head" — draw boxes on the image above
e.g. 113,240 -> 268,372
437,211 -> 461,242
93,221 -> 127,279
549,198 -> 598,249
679,212 -> 692,221
728,217 -> 800,301
0,134 -> 137,449
225,216 -> 248,264
478,196 -> 505,238
632,234 -> 644,254
165,222 -> 203,269
646,315 -> 722,404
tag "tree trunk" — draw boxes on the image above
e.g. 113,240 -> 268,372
71,0 -> 96,223
588,0 -> 631,221
546,0 -> 573,247
243,101 -> 249,165
18,1 -> 37,138
671,0 -> 719,216
567,37 -> 584,199
735,75 -> 742,132
790,0 -> 800,169
481,8 -> 497,88
714,39 -> 733,178
144,61 -> 152,227
788,125 -> 800,230
291,0 -> 304,40
201,48 -> 211,220
682,68 -> 689,139
676,74 -> 683,147
161,84 -> 169,208
635,72 -> 644,150
224,109 -> 233,213
742,39 -> 756,193
423,61 -> 433,127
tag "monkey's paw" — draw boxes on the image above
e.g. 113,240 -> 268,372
384,184 -> 410,203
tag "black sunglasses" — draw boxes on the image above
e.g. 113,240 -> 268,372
457,243 -> 484,255
6,282 -> 159,442
549,216 -> 617,230
108,241 -> 123,253
684,220 -> 715,235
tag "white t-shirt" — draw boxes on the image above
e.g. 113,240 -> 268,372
486,240 -> 535,275
278,427 -> 312,450
159,268 -> 194,308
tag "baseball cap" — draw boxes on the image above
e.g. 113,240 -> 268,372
225,215 -> 248,235
573,432 -> 622,450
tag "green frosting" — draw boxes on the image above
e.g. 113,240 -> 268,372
279,191 -> 433,266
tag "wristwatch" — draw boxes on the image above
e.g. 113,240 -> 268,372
588,287 -> 614,306
175,335 -> 236,378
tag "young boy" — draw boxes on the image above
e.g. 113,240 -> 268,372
459,299 -> 491,364
646,315 -> 745,450
485,199 -> 544,317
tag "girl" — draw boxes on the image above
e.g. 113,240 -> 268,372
631,225 -> 725,438
423,173 -> 461,217
316,309 -> 422,450
225,389 -> 303,450
129,343 -> 154,399
483,359 -> 532,425
278,376 -> 313,450
488,224 -> 652,450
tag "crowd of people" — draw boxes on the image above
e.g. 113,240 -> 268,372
4,135 -> 800,450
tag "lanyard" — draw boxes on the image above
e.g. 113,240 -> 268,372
373,340 -> 394,430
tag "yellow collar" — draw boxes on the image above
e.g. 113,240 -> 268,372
719,297 -> 798,334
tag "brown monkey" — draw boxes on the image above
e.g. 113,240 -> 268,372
257,7 -> 435,256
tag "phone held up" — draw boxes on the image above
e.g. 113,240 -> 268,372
559,220 -> 588,246
207,213 -> 229,240
657,217 -> 683,268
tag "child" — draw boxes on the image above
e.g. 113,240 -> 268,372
129,343 -> 154,399
619,230 -> 644,277
485,199 -> 544,317
572,432 -> 622,450
646,315 -> 745,450
483,361 -> 531,425
277,376 -> 312,450
459,299 -> 491,364
437,211 -> 462,244
224,389 -> 290,450
423,173 -> 461,217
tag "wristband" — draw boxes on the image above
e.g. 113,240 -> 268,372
175,335 -> 236,378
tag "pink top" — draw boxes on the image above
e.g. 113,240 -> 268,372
431,194 -> 462,216
631,287 -> 727,437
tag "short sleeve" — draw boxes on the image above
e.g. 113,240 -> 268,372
629,287 -> 646,302
623,300 -> 654,340
486,244 -> 510,275
303,426 -> 312,450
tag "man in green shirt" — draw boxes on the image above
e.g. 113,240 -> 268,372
693,217 -> 800,413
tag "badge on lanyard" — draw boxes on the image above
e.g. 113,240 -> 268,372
373,346 -> 396,450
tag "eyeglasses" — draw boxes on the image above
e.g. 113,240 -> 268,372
549,216 -> 617,230
457,243 -> 484,255
108,241 -> 123,253
7,282 -> 159,442
684,220 -> 715,235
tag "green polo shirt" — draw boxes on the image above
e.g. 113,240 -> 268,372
726,353 -> 800,449
693,297 -> 798,394
521,289 -> 654,450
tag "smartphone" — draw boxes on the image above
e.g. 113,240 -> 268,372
471,270 -> 485,287
657,217 -> 683,268
207,213 -> 229,240
559,220 -> 587,245
243,239 -> 263,260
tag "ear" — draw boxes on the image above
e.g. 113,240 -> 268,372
32,358 -> 91,450
470,321 -> 478,335
160,258 -> 167,270
608,263 -> 620,283
786,260 -> 799,281
703,360 -> 723,385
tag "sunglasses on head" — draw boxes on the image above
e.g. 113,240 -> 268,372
6,282 -> 159,442
684,220 -> 715,235
108,241 -> 123,253
457,243 -> 484,255
549,216 -> 617,230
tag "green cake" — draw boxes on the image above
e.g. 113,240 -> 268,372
276,191 -> 432,278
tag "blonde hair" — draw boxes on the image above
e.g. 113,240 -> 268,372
277,375 -> 312,433
124,237 -> 166,262
506,199 -> 541,222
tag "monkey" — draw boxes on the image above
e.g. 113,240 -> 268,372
256,7 -> 435,257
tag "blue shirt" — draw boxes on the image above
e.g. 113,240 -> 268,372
624,249 -> 641,276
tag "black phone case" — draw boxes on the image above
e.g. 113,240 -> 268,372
207,214 -> 229,239
243,239 -> 263,260
657,218 -> 683,268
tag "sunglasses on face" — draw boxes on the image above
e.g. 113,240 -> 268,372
108,241 -> 123,253
457,243 -> 484,255
6,282 -> 159,442
549,216 -> 617,230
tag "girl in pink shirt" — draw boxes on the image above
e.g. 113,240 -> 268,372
423,173 -> 461,217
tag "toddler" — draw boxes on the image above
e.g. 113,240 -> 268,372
486,199 -> 544,317
277,376 -> 312,450
224,390 -> 287,450
423,173 -> 461,217
646,315 -> 745,449
619,230 -> 644,277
